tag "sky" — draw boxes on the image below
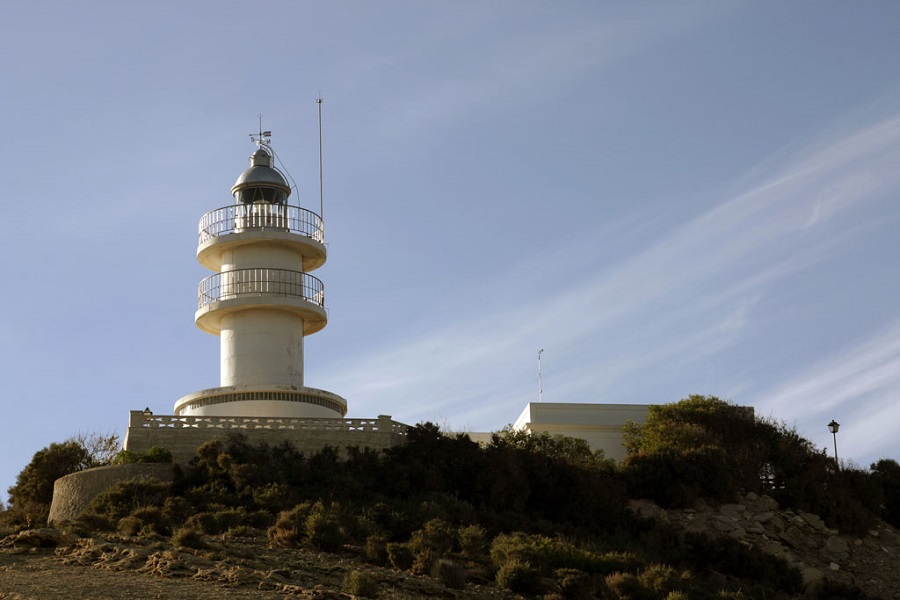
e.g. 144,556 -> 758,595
1,1 -> 899,502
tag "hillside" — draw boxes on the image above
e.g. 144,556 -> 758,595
2,494 -> 899,599
3,396 -> 900,599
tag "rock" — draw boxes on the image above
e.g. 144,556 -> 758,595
823,536 -> 850,560
779,526 -> 805,549
719,504 -> 746,520
757,495 -> 779,511
801,567 -> 824,595
711,516 -> 738,532
829,562 -> 841,571
799,511 -> 828,533
754,511 -> 775,524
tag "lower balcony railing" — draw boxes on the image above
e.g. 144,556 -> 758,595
198,268 -> 324,309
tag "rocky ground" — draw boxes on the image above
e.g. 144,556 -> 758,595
0,528 -> 516,600
630,492 -> 900,599
2,493 -> 900,599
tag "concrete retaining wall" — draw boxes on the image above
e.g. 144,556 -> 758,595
48,463 -> 180,525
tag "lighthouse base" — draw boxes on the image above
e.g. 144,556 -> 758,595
173,384 -> 347,418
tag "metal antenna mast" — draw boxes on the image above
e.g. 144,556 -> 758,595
317,97 -> 324,224
537,349 -> 544,402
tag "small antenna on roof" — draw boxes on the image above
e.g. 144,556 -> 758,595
250,113 -> 272,147
317,97 -> 324,223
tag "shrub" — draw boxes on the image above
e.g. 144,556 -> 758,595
605,572 -> 652,600
185,512 -> 219,535
365,535 -> 388,566
387,542 -> 414,570
123,506 -> 167,536
268,502 -> 314,548
114,447 -> 173,465
490,532 -> 638,576
495,559 -> 542,594
161,496 -> 192,524
431,558 -> 466,589
171,527 -> 206,549
7,440 -> 94,523
306,510 -> 344,551
554,568 -> 593,600
64,512 -> 114,535
117,515 -> 142,536
342,570 -> 378,597
408,518 -> 456,558
639,564 -> 686,596
225,525 -> 256,538
458,524 -> 488,560
86,480 -> 171,522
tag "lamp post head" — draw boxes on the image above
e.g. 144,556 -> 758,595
828,420 -> 840,434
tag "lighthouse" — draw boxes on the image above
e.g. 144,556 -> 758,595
173,132 -> 347,418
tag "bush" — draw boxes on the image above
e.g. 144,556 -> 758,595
86,480 -> 171,522
268,502 -> 314,547
495,559 -> 542,594
171,527 -> 206,549
306,510 -> 344,551
64,512 -> 114,535
114,447 -> 173,464
639,564 -> 686,596
365,535 -> 388,565
554,568 -> 593,600
387,542 -> 414,571
431,558 -> 466,589
605,572 -> 652,600
7,440 -> 95,523
490,532 -> 639,576
458,524 -> 488,560
408,518 -> 456,558
342,570 -> 378,597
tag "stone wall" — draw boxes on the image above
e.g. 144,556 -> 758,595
123,412 -> 408,463
49,463 -> 179,525
49,413 -> 409,526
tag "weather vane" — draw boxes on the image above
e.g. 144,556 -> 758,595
250,113 -> 272,147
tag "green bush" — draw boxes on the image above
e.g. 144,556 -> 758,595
171,526 -> 206,549
64,512 -> 115,535
639,564 -> 686,596
387,542 -> 414,571
457,524 -> 488,560
365,535 -> 388,566
114,447 -> 173,465
605,571 -> 653,600
495,559 -> 542,594
342,570 -> 378,597
431,558 -> 466,589
85,480 -> 171,522
554,568 -> 593,600
306,510 -> 344,551
185,511 -> 219,535
490,532 -> 639,576
408,518 -> 456,558
268,502 -> 314,547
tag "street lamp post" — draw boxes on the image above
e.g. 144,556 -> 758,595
827,420 -> 840,469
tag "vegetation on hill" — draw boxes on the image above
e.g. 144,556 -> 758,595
2,396 -> 899,599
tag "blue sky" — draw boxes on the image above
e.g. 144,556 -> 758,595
2,1 -> 899,501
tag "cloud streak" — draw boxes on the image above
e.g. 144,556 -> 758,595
322,111 -> 900,463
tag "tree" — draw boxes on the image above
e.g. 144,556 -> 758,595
6,432 -> 119,525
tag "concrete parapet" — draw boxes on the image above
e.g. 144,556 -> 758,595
123,412 -> 408,463
49,463 -> 179,525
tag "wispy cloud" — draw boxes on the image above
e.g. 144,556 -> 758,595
324,111 -> 900,461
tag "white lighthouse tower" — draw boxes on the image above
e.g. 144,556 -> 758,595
173,131 -> 347,418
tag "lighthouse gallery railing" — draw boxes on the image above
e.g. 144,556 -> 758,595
198,268 -> 324,310
199,204 -> 324,245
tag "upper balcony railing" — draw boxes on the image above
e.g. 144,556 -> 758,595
199,204 -> 324,246
198,268 -> 324,310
